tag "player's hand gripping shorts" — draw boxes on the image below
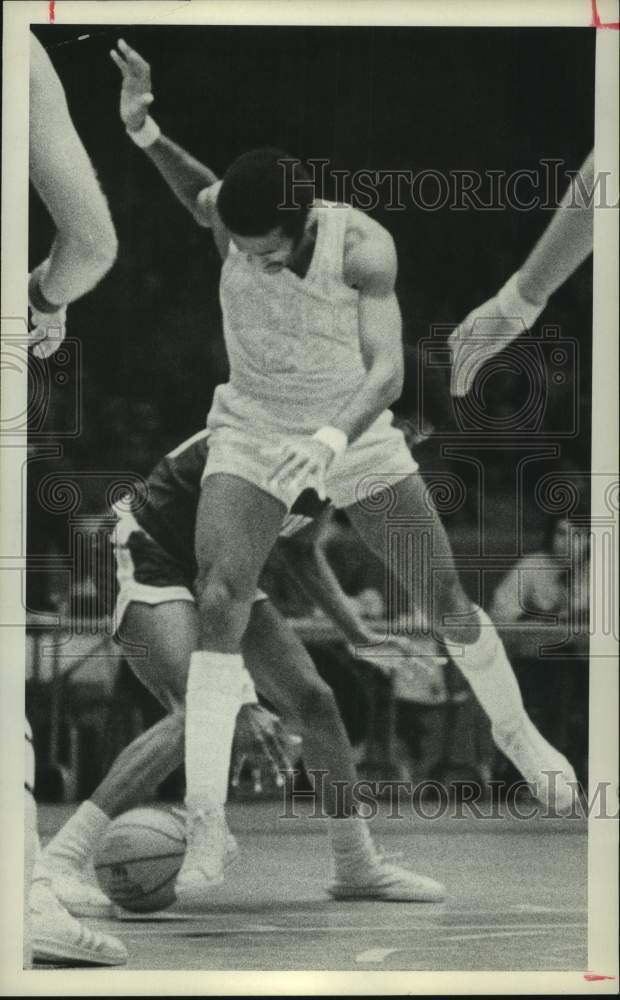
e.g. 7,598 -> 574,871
203,409 -> 419,509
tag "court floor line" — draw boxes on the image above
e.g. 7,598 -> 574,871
117,920 -> 587,937
443,928 -> 584,943
114,905 -> 588,922
355,947 -> 400,963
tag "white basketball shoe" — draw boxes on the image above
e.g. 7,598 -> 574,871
174,804 -> 237,908
494,717 -> 580,813
30,879 -> 127,966
328,847 -> 446,902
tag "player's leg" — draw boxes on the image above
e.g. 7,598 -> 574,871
179,473 -> 286,898
92,600 -> 193,816
24,722 -> 127,965
346,472 -> 577,809
242,600 -> 444,901
36,600 -> 194,917
243,600 -> 359,812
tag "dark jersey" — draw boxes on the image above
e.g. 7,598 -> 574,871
131,430 -> 328,577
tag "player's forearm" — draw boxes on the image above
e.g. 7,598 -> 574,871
35,229 -> 116,307
290,544 -> 372,645
29,33 -> 119,306
517,150 -> 594,307
329,363 -> 403,444
141,133 -> 218,219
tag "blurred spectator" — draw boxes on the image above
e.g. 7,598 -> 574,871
489,516 -> 590,631
487,515 -> 590,786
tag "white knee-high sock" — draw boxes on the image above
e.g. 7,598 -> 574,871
38,801 -> 110,873
185,651 -> 245,813
328,814 -> 377,877
443,607 -> 527,742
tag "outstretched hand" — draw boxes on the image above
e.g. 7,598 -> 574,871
110,39 -> 154,132
448,297 -> 529,398
231,703 -> 300,794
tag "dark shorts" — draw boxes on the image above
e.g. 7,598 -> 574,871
112,509 -> 266,636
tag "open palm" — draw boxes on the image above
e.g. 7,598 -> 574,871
110,39 -> 154,131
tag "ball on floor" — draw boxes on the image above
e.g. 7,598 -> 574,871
94,807 -> 186,913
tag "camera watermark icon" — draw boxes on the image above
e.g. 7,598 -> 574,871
420,324 -> 580,438
1,319 -> 82,438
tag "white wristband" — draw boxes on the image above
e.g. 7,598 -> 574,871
497,272 -> 546,330
240,669 -> 258,705
312,425 -> 348,458
127,115 -> 161,149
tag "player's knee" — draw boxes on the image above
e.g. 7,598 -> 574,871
196,563 -> 256,615
196,576 -> 234,638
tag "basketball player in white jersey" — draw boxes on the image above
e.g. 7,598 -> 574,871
26,34 -> 126,966
450,150 -> 594,396
111,39 -> 577,904
40,429 -> 451,919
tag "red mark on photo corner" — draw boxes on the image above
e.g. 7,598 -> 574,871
591,0 -> 620,28
49,0 -> 55,22
583,972 -> 616,981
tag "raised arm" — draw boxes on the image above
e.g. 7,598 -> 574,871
29,34 -> 118,355
517,150 -> 594,306
110,39 -> 229,258
449,150 -> 594,397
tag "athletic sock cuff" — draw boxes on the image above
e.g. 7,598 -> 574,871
188,651 -> 245,697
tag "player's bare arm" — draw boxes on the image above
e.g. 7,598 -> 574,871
450,149 -> 594,397
275,513 -> 375,646
518,149 -> 594,306
29,34 -> 118,357
337,212 -> 404,440
110,40 -> 230,259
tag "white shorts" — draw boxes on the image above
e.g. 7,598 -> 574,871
202,409 -> 418,509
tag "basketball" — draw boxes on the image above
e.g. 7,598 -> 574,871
94,807 -> 186,913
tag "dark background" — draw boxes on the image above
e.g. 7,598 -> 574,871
28,24 -> 594,580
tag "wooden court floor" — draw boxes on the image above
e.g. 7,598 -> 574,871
37,801 -> 587,973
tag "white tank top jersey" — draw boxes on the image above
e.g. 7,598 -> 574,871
208,201 -> 367,436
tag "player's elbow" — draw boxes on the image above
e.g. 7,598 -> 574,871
93,220 -> 119,272
77,225 -> 118,280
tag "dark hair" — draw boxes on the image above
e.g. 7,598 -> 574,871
217,148 -> 314,240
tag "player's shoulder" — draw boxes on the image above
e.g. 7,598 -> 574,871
342,207 -> 397,293
194,180 -> 223,227
194,181 -> 231,259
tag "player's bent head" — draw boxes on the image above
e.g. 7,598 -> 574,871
218,147 -> 314,246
